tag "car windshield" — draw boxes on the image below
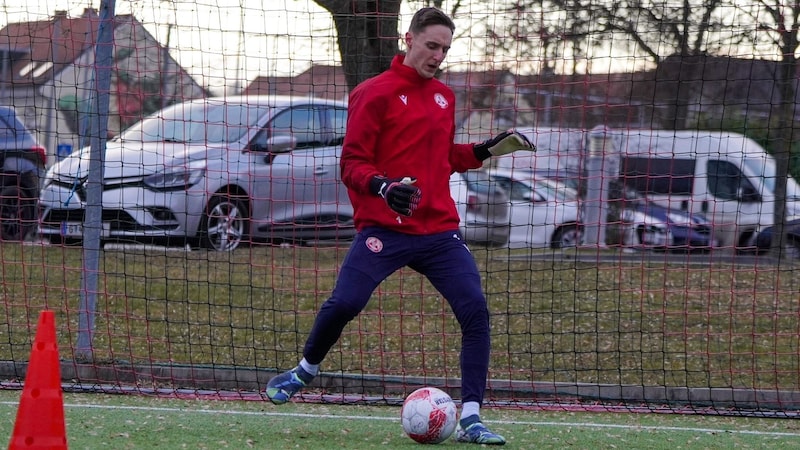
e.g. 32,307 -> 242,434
0,108 -> 25,139
742,157 -> 800,200
462,170 -> 497,194
535,179 -> 579,202
0,116 -> 13,139
117,101 -> 273,144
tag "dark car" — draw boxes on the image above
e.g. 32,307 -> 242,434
754,219 -> 800,258
0,106 -> 47,241
606,182 -> 716,251
626,201 -> 716,251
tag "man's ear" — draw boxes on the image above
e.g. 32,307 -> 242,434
404,32 -> 412,48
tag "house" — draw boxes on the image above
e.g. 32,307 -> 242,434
242,53 -> 800,138
241,63 -> 657,138
242,64 -> 348,101
0,8 -> 206,164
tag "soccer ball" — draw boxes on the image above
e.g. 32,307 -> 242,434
401,387 -> 458,444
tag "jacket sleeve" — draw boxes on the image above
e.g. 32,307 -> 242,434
449,142 -> 483,173
340,86 -> 383,195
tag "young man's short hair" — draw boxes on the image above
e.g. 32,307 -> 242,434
409,7 -> 455,34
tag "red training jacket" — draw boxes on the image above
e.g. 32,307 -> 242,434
341,54 -> 483,235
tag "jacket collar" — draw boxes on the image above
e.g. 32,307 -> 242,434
390,54 -> 428,84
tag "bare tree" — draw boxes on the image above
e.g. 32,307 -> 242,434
312,1 -> 403,91
740,0 -> 800,258
490,2 -> 593,75
504,0 -> 729,128
312,1 -> 467,91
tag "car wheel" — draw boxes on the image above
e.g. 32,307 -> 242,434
0,185 -> 37,241
634,225 -> 670,250
200,194 -> 248,251
551,224 -> 582,249
781,241 -> 800,259
740,231 -> 764,255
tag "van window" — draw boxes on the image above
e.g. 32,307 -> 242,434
620,157 -> 694,195
707,160 -> 758,201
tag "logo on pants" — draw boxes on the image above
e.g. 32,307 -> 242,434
365,236 -> 383,253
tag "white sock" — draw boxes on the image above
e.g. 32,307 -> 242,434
299,358 -> 319,376
461,401 -> 480,421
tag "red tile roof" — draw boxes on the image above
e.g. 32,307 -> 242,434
0,9 -> 101,85
242,64 -> 349,100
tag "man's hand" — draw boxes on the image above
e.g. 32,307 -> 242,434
369,176 -> 422,217
473,130 -> 535,161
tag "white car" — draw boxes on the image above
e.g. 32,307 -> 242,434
487,169 -> 582,249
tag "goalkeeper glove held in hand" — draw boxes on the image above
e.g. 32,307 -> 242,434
474,130 -> 535,161
369,176 -> 422,217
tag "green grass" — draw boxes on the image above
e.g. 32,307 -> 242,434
1,242 -> 799,394
1,390 -> 799,449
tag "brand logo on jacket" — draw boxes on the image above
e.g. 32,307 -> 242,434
434,93 -> 448,109
399,95 -> 408,105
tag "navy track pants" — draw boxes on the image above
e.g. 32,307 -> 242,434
302,227 -> 491,405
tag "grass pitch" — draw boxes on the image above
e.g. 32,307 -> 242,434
1,390 -> 799,449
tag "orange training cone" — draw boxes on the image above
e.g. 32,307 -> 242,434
8,310 -> 68,449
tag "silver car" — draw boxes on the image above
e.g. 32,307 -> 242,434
38,96 -> 354,251
450,170 -> 510,247
487,168 -> 583,249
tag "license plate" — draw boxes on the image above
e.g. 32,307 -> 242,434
60,222 -> 83,237
59,222 -> 110,237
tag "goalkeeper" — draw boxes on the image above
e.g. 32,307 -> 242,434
265,6 -> 533,446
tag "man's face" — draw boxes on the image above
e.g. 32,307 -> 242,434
403,24 -> 453,79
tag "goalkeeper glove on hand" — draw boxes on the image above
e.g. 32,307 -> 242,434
473,130 -> 535,161
369,176 -> 422,217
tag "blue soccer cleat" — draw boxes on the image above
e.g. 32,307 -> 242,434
455,416 -> 506,445
265,366 -> 314,405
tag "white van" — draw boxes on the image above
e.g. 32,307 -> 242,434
613,129 -> 800,249
493,127 -> 586,173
